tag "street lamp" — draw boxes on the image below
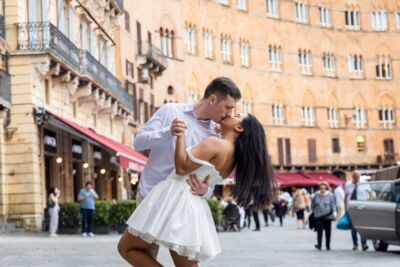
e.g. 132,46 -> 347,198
118,176 -> 123,182
56,157 -> 63,164
100,168 -> 106,174
83,162 -> 89,169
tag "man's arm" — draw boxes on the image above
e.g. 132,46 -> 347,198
134,104 -> 174,151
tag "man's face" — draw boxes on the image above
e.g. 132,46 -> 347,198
208,95 -> 238,123
86,184 -> 92,190
352,172 -> 360,183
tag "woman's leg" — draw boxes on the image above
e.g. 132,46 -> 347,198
169,250 -> 198,267
118,230 -> 162,267
49,208 -> 56,234
324,219 -> 332,249
315,218 -> 323,248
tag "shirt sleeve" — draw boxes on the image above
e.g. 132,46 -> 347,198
134,104 -> 174,151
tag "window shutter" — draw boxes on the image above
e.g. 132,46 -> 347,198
41,0 -> 48,21
57,0 -> 65,33
133,83 -> 138,121
278,138 -> 284,165
285,138 -> 291,165
68,8 -> 74,42
81,22 -> 87,50
308,139 -> 317,163
137,22 -> 142,54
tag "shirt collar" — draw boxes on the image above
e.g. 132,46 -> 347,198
185,102 -> 216,129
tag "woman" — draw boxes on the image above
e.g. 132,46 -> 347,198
311,182 -> 337,251
272,192 -> 288,227
293,189 -> 307,229
48,187 -> 60,237
118,114 -> 275,267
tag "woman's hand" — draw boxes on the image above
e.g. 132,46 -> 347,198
186,173 -> 210,196
171,118 -> 188,136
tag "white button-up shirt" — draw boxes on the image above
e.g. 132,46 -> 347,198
134,103 -> 219,197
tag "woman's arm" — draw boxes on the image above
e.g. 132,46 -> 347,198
175,135 -> 220,175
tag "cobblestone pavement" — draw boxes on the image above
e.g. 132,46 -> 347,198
0,216 -> 399,267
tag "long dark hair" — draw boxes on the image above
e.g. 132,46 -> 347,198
233,114 -> 276,210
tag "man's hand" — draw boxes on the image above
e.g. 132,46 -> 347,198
186,173 -> 210,196
171,118 -> 188,136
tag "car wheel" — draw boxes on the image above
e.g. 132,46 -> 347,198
372,240 -> 389,252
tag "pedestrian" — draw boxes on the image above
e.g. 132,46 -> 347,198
311,182 -> 337,251
244,206 -> 252,229
252,206 -> 261,231
293,189 -> 307,229
345,171 -> 369,251
78,181 -> 99,237
272,192 -> 288,227
262,204 -> 275,226
222,197 -> 240,231
48,187 -> 60,237
334,182 -> 345,219
302,188 -> 310,224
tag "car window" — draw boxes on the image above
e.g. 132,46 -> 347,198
356,182 -> 394,202
395,183 -> 400,201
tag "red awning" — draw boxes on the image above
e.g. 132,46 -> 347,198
48,112 -> 147,172
301,172 -> 345,187
275,173 -> 319,188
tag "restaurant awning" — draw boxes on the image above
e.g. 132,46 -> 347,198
301,172 -> 345,186
275,173 -> 319,188
47,111 -> 147,172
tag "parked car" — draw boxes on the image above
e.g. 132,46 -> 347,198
348,179 -> 400,251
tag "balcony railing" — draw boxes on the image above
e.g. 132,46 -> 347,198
0,15 -> 5,39
82,50 -> 133,111
139,42 -> 168,71
16,22 -> 81,70
16,22 -> 133,112
0,70 -> 11,108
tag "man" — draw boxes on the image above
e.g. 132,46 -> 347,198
134,77 -> 241,258
78,181 -> 99,237
334,182 -> 345,219
344,171 -> 368,251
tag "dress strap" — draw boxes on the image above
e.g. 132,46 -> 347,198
185,146 -> 214,167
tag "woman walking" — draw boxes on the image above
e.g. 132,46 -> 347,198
48,187 -> 60,237
272,192 -> 288,227
293,189 -> 307,229
311,182 -> 337,251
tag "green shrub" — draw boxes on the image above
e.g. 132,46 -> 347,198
206,199 -> 222,225
109,200 -> 136,224
59,202 -> 80,228
93,200 -> 112,226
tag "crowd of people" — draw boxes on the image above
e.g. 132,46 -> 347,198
215,170 -> 368,252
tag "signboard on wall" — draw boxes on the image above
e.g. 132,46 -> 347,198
44,129 -> 57,153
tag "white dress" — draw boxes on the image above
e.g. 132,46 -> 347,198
126,147 -> 223,262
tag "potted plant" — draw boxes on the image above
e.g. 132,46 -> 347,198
110,200 -> 136,234
206,199 -> 222,227
93,200 -> 112,234
58,202 -> 80,234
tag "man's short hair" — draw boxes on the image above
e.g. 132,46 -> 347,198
203,77 -> 241,101
85,181 -> 93,187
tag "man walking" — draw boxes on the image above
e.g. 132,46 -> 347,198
334,182 -> 345,219
345,171 -> 368,251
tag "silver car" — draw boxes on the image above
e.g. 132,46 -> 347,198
348,179 -> 400,251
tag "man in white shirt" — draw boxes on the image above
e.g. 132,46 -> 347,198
334,183 -> 345,219
344,171 -> 368,251
133,77 -> 241,259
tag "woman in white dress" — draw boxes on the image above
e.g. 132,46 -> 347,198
118,113 -> 275,267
